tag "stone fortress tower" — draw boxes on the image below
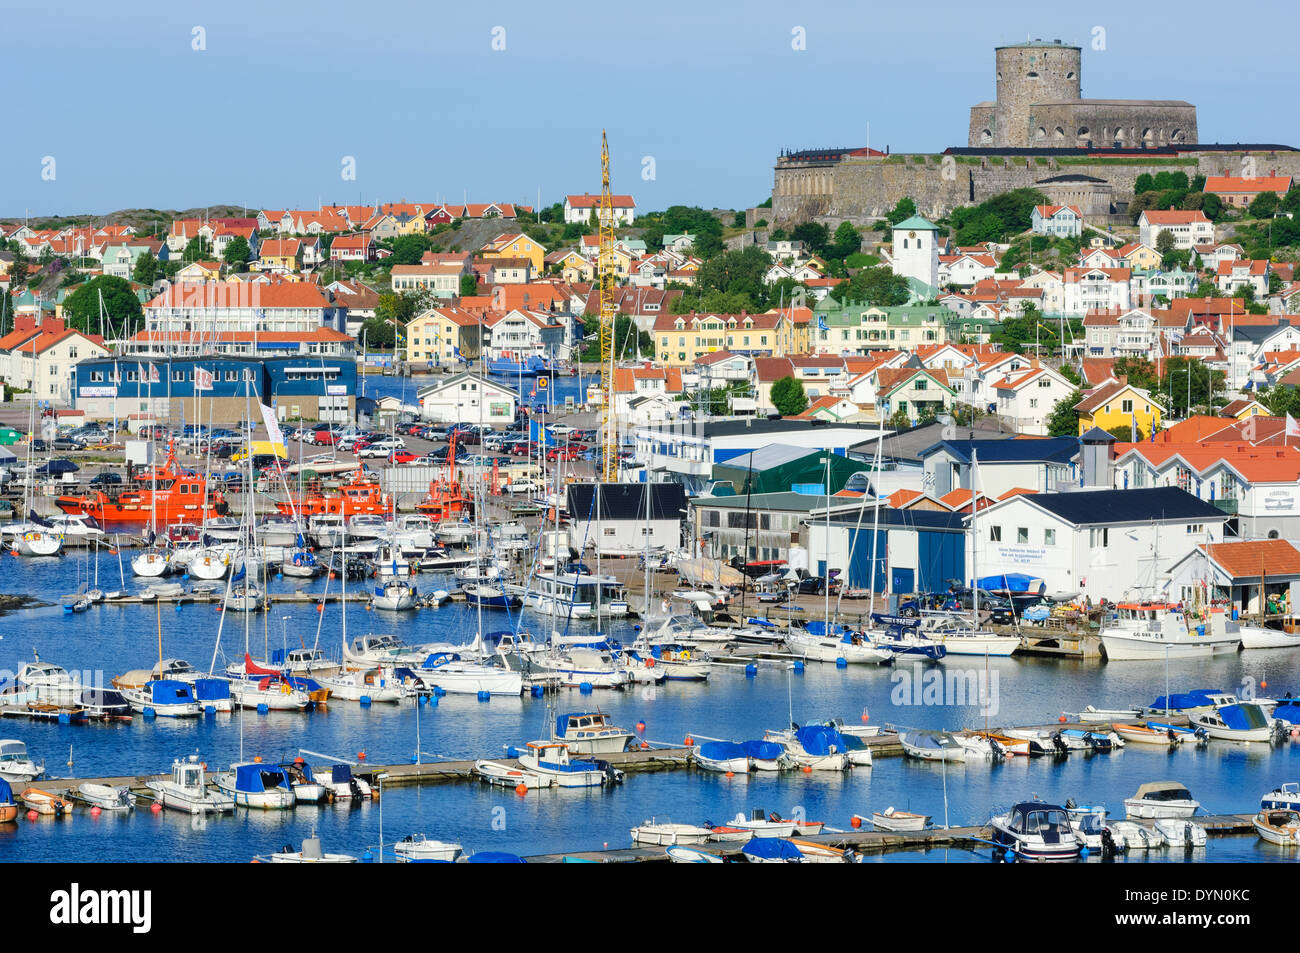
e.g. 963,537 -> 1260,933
968,38 -> 1197,149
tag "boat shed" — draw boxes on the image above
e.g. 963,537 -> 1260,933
566,481 -> 686,554
711,443 -> 874,497
1166,538 -> 1300,620
806,505 -> 967,595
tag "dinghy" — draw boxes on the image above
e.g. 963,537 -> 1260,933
77,783 -> 136,811
472,760 -> 553,790
666,845 -> 724,863
1254,809 -> 1300,846
21,787 -> 74,816
631,819 -> 712,846
868,807 -> 930,831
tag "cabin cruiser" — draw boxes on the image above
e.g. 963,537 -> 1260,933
257,514 -> 303,547
528,646 -> 630,690
514,572 -> 629,619
0,740 -> 43,782
391,515 -> 436,551
44,513 -> 105,542
435,520 -> 475,545
1187,702 -> 1281,742
990,801 -> 1082,861
14,659 -> 87,707
1100,602 -> 1240,660
213,762 -> 297,809
551,711 -> 634,754
346,514 -> 389,541
370,580 -> 417,611
202,516 -> 243,541
517,742 -> 624,788
372,542 -> 412,579
147,755 -> 234,814
1124,781 -> 1201,819
412,653 -> 523,696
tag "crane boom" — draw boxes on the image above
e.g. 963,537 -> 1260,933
598,129 -> 619,482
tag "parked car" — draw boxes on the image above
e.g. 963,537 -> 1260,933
52,436 -> 86,451
313,430 -> 341,446
359,438 -> 404,458
503,479 -> 538,493
89,471 -> 123,486
389,450 -> 419,465
546,446 -> 579,462
945,588 -> 1016,624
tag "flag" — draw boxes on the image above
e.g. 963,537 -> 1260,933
147,363 -> 160,383
1288,414 -> 1300,440
817,316 -> 829,332
259,401 -> 286,452
1130,413 -> 1137,443
194,367 -> 214,392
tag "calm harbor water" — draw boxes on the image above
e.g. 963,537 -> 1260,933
3,545 -> 1300,863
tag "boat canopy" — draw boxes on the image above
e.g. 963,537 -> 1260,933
976,574 -> 1045,594
331,764 -> 356,784
741,740 -> 784,761
191,678 -> 230,702
233,763 -> 289,793
466,851 -> 526,863
1147,689 -> 1223,711
804,620 -> 847,637
1219,703 -> 1269,730
795,725 -> 846,756
149,680 -> 196,704
698,741 -> 747,761
1132,781 -> 1194,801
1272,703 -> 1300,725
420,653 -> 462,669
0,778 -> 12,802
0,740 -> 28,758
742,838 -> 802,861
556,712 -> 609,736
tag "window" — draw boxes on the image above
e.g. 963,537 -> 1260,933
1017,527 -> 1029,544
1121,399 -> 1134,413
1186,523 -> 1204,535
989,526 -> 1001,542
1090,527 -> 1109,548
1044,529 -> 1056,546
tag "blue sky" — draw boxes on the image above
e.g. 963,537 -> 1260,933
4,0 -> 1297,219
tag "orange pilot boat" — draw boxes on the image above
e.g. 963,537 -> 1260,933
274,471 -> 390,518
56,442 -> 227,525
413,432 -> 473,521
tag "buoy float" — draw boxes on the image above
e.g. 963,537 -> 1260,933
802,765 -> 813,773
636,721 -> 646,732
150,802 -> 162,814
316,604 -> 324,613
640,742 -> 649,750
1058,715 -> 1068,723
684,735 -> 694,747
850,815 -> 862,829
27,810 -> 38,820
1262,680 -> 1268,689
90,806 -> 101,816
861,710 -> 869,723
725,771 -> 735,778
253,755 -> 262,763
515,783 -> 528,796
357,751 -> 366,761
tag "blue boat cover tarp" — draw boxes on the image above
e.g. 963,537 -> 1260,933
741,740 -> 784,761
698,741 -> 747,761
0,778 -> 11,803
331,764 -> 354,784
795,725 -> 845,756
804,620 -> 847,637
192,678 -> 230,702
466,852 -> 526,863
1273,703 -> 1300,725
149,680 -> 195,704
233,763 -> 287,793
742,839 -> 802,861
1219,704 -> 1268,730
1148,689 -> 1223,711
976,574 -> 1045,594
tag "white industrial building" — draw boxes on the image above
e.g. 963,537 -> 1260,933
416,373 -> 517,425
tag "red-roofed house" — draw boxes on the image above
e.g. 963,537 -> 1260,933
1203,175 -> 1293,209
0,316 -> 110,401
1031,204 -> 1083,238
564,193 -> 636,226
1216,259 -> 1270,298
1138,209 -> 1213,250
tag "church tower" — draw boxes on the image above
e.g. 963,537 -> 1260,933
890,215 -> 940,292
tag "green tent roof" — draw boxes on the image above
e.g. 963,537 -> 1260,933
892,215 -> 939,232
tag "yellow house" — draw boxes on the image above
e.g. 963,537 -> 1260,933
652,311 -> 797,367
1221,398 -> 1269,420
1118,242 -> 1162,270
550,251 -> 593,283
1074,376 -> 1164,438
257,238 -> 302,273
482,232 -> 546,272
406,306 -> 480,366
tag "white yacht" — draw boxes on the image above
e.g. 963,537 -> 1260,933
517,742 -> 622,788
0,739 -> 43,782
1100,602 -> 1240,660
412,653 -> 522,696
551,711 -> 634,754
146,756 -> 234,814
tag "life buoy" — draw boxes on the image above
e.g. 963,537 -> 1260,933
681,650 -> 691,661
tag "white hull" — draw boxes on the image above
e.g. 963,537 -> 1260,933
146,782 -> 234,815
1124,799 -> 1199,819
1238,625 -> 1300,650
785,633 -> 892,664
15,530 -> 64,557
473,760 -> 553,789
693,755 -> 750,774
1101,633 -> 1240,660
132,551 -> 171,577
632,824 -> 712,846
931,633 -> 1021,656
416,667 -> 522,696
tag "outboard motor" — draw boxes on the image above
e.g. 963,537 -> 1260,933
348,776 -> 362,800
1052,733 -> 1068,756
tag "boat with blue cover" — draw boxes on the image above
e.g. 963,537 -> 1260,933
120,679 -> 203,717
213,762 -> 297,810
693,740 -> 750,773
742,838 -> 803,863
1142,688 -> 1229,717
741,740 -> 787,771
517,742 -> 624,787
764,724 -> 850,771
465,851 -> 526,863
1188,702 -> 1281,742
486,355 -> 553,377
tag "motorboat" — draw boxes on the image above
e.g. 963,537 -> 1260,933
119,679 -> 204,718
146,755 -> 234,815
865,614 -> 946,660
280,760 -> 328,803
742,740 -> 788,772
764,724 -> 850,771
1100,602 -> 1240,660
372,542 -> 412,579
631,819 -> 712,846
869,807 -> 930,831
258,836 -> 356,864
624,640 -> 711,681
1187,702 -> 1280,743
78,783 -> 136,811
517,742 -> 623,787
918,615 -> 1021,656
741,839 -> 804,863
319,763 -> 373,801
346,514 -> 389,541
989,800 -> 1082,861
1142,689 -> 1236,718
1236,624 -> 1300,650
370,580 -> 417,611
646,614 -> 734,648
413,653 -> 522,696
666,845 -> 724,863
472,760 -> 553,790
212,762 -> 297,810
1155,817 -> 1207,848
463,584 -> 521,610
265,648 -> 341,679
552,711 -> 634,755
693,741 -> 751,774
1068,704 -> 1143,723
899,730 -> 966,762
725,809 -> 798,838
0,740 -> 43,782
1124,781 -> 1200,819
343,632 -> 428,667
1254,809 -> 1300,846
392,834 -> 463,863
1065,804 -> 1126,854
1261,782 -> 1300,811
515,571 -> 629,619
1113,723 -> 1180,746
318,668 -> 404,703
529,646 -> 629,690
1111,821 -> 1164,850
14,659 -> 87,707
21,787 -> 73,817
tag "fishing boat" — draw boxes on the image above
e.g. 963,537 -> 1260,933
77,783 -> 136,811
0,740 -> 43,783
869,807 -> 930,831
1187,702 -> 1280,743
413,653 -> 522,696
1124,781 -> 1200,819
57,442 -> 227,524
472,760 -> 553,790
665,846 -> 724,863
392,834 -> 463,862
370,580 -> 417,611
21,787 -> 73,817
551,711 -> 634,755
517,742 -> 623,787
693,741 -> 751,774
1254,809 -> 1300,846
280,760 -> 327,803
631,819 -> 713,846
0,779 -> 17,823
989,801 -> 1082,861
213,762 -> 296,810
1100,602 -> 1240,660
319,763 -> 373,801
146,755 -> 234,814
258,835 -> 356,863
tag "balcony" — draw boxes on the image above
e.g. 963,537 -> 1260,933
1213,499 -> 1238,515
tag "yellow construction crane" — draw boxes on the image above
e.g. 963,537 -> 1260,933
598,129 -> 619,482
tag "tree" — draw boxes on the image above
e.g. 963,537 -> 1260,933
132,251 -> 159,285
1202,193 -> 1222,220
390,234 -> 430,265
732,211 -> 745,228
830,265 -> 909,306
1135,173 -> 1156,194
61,275 -> 144,336
459,273 -> 479,297
222,236 -> 251,268
769,376 -> 808,416
6,245 -> 28,291
831,221 -> 861,260
1046,388 -> 1083,437
886,407 -> 911,431
886,197 -> 917,226
1250,191 -> 1280,220
182,236 -> 211,263
1155,229 -> 1177,257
